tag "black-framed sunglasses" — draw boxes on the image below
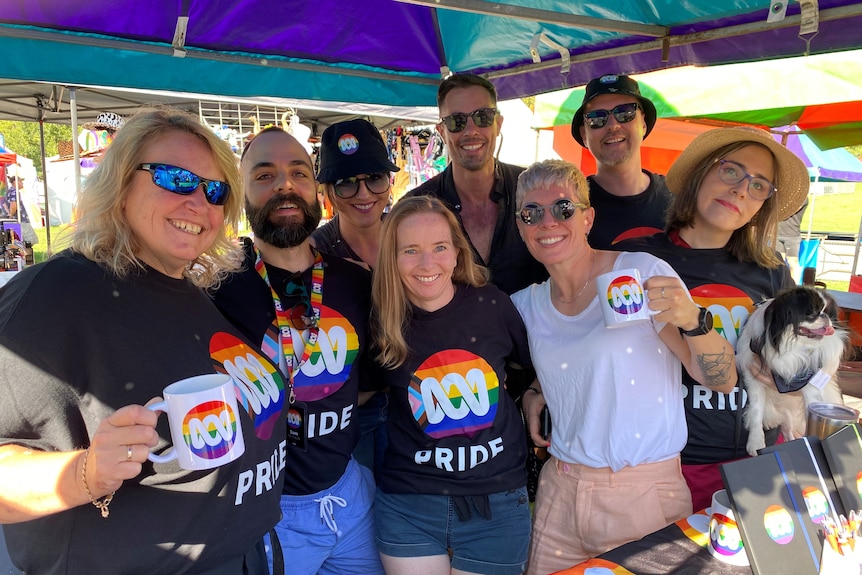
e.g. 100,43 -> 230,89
583,102 -> 640,130
137,163 -> 230,206
517,198 -> 588,226
333,173 -> 391,199
439,107 -> 498,133
283,276 -> 317,330
716,159 -> 776,201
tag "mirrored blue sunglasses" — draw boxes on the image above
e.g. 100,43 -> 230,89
137,163 -> 230,206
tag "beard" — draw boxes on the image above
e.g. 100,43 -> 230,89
245,192 -> 322,248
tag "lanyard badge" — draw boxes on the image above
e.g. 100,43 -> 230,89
253,246 -> 325,449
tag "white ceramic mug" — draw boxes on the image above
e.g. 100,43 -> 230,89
594,268 -> 658,328
708,489 -> 750,566
147,373 -> 245,470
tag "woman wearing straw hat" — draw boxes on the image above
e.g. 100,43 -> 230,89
618,126 -> 810,511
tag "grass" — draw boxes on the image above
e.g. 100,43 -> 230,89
804,186 -> 862,235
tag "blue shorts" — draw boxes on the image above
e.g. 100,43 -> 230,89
375,487 -> 531,575
266,458 -> 383,575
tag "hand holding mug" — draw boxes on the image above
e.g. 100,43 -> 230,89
85,405 -> 160,498
147,373 -> 245,471
644,276 -> 699,328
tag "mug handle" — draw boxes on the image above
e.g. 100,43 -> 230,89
146,401 -> 178,464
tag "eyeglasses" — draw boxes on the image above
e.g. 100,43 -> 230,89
137,163 -> 230,206
283,276 -> 317,330
517,198 -> 588,226
716,159 -> 776,201
333,173 -> 391,199
439,108 -> 498,133
583,102 -> 640,130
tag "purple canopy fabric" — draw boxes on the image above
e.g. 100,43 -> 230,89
776,129 -> 862,182
1,1 -> 862,105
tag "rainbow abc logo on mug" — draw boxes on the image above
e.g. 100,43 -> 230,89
148,373 -> 246,471
181,400 -> 240,459
595,268 -> 654,328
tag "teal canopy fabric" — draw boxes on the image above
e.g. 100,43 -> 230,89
1,1 -> 862,106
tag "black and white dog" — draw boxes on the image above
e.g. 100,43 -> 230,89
738,286 -> 849,456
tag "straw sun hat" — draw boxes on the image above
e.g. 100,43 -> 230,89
666,126 -> 809,221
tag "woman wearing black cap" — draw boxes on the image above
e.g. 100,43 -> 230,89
311,119 -> 400,480
312,119 -> 399,268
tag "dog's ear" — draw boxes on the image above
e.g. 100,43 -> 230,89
762,296 -> 789,353
749,332 -> 766,355
821,291 -> 841,322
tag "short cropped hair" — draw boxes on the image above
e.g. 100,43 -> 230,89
437,73 -> 498,109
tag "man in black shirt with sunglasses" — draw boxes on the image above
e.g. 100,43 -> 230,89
407,73 -> 547,297
571,74 -> 672,250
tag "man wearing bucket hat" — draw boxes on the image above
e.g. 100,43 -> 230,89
572,74 -> 672,249
311,118 -> 399,479
618,126 -> 809,510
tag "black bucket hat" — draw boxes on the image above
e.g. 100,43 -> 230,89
570,74 -> 657,147
316,119 -> 399,183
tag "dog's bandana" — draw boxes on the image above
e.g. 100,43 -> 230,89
771,367 -> 819,393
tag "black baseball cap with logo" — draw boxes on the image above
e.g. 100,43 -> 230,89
570,74 -> 657,147
316,119 -> 399,183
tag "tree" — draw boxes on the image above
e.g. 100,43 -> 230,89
0,120 -> 73,178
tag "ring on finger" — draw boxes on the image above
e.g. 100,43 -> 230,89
661,287 -> 665,298
126,446 -> 133,462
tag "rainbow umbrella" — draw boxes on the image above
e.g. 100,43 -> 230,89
534,50 -> 862,150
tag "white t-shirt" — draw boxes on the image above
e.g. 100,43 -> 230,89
511,251 -> 688,472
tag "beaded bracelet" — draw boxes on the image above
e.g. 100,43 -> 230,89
81,447 -> 115,518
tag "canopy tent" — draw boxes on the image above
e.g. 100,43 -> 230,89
775,128 -> 862,182
2,1 -> 862,107
533,49 -> 862,149
0,79 -> 438,131
0,147 -> 15,165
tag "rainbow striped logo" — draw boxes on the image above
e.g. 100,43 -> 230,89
409,349 -> 499,439
605,274 -> 646,315
802,486 -> 829,524
709,513 -> 744,557
181,400 -> 239,460
763,505 -> 795,544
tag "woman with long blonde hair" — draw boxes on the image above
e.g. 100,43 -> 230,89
371,195 -> 533,575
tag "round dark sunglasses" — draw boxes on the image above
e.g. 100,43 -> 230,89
439,107 -> 498,133
137,163 -> 230,206
333,173 -> 391,199
583,102 -> 640,130
517,198 -> 588,226
716,159 -> 776,201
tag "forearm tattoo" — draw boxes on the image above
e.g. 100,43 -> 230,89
697,351 -> 734,388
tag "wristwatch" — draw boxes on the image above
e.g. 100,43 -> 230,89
679,307 -> 714,337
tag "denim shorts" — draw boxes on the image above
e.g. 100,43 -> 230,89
375,487 -> 531,575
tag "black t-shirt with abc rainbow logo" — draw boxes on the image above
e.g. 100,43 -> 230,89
377,283 -> 531,496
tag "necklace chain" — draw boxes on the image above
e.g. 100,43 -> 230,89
554,250 -> 595,304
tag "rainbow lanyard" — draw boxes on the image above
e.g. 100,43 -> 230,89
253,245 -> 324,403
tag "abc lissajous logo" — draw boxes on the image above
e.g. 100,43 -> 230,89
337,133 -> 359,155
287,406 -> 304,430
605,274 -> 646,315
181,400 -> 240,460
